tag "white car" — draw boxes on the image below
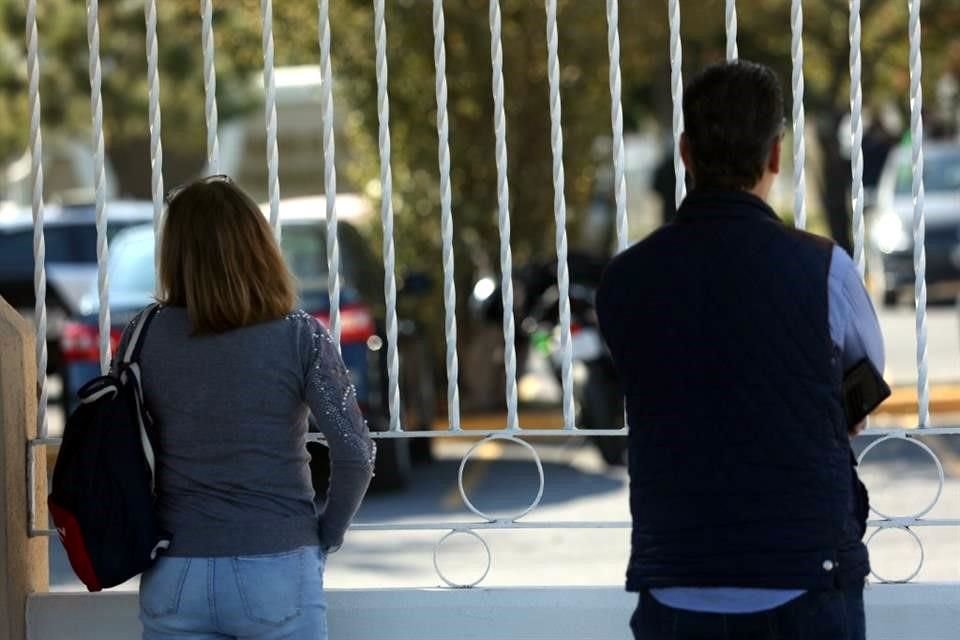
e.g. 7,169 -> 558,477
869,142 -> 960,306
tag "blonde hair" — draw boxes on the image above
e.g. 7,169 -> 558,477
159,178 -> 296,334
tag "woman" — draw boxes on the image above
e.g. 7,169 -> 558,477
116,176 -> 374,640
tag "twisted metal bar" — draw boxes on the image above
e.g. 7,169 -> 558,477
725,0 -> 738,61
607,0 -> 631,430
544,0 -> 574,431
489,0 -> 519,431
318,0 -> 342,346
86,0 -> 111,374
431,0 -> 462,431
201,0 -> 220,173
668,0 -> 686,207
145,0 -> 164,269
605,0 -> 628,253
907,0 -> 929,427
374,0 -> 402,432
260,0 -> 281,236
850,0 -> 866,275
791,0 -> 807,229
26,0 -> 48,438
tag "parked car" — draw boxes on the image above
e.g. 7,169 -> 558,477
0,201 -> 153,384
61,195 -> 436,489
869,142 -> 960,306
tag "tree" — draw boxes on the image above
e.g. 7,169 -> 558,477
324,0 -> 959,409
0,0 -> 328,197
1,1 -> 957,409
734,0 -> 959,251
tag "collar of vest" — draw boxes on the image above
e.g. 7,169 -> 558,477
676,189 -> 780,223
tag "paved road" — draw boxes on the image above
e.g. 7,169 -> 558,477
49,427 -> 959,591
330,428 -> 959,589
878,306 -> 960,386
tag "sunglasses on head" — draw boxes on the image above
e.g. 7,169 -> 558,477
164,174 -> 234,205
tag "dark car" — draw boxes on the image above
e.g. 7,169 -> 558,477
61,196 -> 436,489
0,201 -> 153,382
869,143 -> 960,306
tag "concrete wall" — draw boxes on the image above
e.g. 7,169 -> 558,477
26,585 -> 960,640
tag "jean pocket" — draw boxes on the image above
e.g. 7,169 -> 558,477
140,557 -> 191,618
232,548 -> 305,626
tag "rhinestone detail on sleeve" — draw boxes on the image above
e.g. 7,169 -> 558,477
293,310 -> 376,470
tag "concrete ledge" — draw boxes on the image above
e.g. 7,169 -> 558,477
27,584 -> 960,640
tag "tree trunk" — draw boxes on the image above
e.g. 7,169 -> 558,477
107,137 -> 205,199
816,111 -> 853,255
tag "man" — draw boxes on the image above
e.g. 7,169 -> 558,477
596,61 -> 884,640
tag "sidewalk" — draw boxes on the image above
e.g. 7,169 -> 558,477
432,384 -> 960,430
880,384 -> 960,416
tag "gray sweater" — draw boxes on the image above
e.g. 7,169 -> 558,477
114,306 -> 375,556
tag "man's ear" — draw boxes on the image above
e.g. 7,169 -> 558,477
768,137 -> 782,175
679,133 -> 693,174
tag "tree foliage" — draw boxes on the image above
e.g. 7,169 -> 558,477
0,0 -> 956,307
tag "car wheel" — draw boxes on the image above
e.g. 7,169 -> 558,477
58,363 -> 71,411
581,362 -> 627,466
411,434 -> 433,465
402,338 -> 437,465
371,437 -> 412,491
882,289 -> 898,308
311,436 -> 413,493
594,434 -> 628,467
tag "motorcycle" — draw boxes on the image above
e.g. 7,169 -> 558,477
470,252 -> 627,465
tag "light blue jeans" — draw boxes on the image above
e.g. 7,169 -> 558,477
139,546 -> 327,640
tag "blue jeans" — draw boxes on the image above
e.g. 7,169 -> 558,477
140,546 -> 327,640
630,586 -> 866,640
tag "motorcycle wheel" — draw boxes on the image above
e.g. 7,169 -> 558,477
580,362 -> 628,466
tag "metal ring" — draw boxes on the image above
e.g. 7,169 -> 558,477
864,525 -> 925,583
432,529 -> 492,588
857,433 -> 945,519
457,434 -> 545,522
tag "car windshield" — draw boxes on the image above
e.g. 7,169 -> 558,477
0,222 -> 137,273
281,225 -> 329,291
108,232 -> 156,297
281,223 -> 383,300
102,222 -> 382,300
895,149 -> 960,195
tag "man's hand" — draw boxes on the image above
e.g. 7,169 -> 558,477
849,419 -> 867,437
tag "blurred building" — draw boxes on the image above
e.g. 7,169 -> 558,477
0,137 -> 117,209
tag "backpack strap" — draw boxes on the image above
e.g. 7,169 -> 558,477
118,304 -> 161,493
122,304 -> 161,366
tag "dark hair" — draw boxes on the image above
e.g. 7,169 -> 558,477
159,177 -> 296,335
682,60 -> 785,190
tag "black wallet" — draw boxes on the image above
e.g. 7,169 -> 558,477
843,358 -> 891,427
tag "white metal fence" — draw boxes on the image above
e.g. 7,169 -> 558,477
20,0 -> 960,595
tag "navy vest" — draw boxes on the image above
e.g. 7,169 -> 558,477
596,190 -> 869,591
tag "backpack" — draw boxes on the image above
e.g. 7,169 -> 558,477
48,304 -> 170,591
